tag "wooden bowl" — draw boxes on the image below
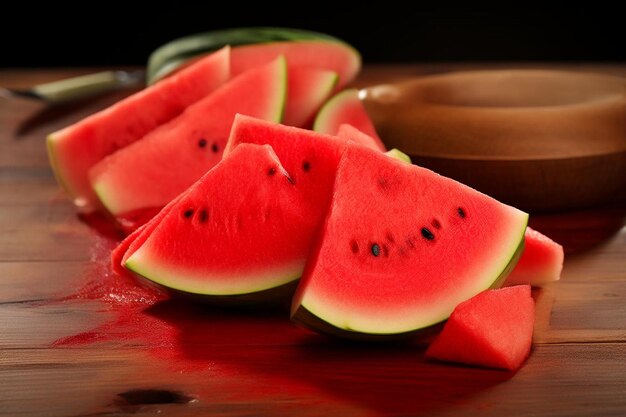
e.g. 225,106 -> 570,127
361,70 -> 626,213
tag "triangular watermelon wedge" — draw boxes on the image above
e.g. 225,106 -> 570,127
47,47 -> 230,211
291,143 -> 528,338
425,285 -> 535,371
90,57 -> 287,223
124,143 -> 316,297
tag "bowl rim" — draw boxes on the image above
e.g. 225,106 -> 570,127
362,69 -> 626,161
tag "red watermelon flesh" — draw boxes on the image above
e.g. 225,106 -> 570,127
112,191 -> 187,277
506,227 -> 563,286
90,57 -> 287,220
47,47 -> 230,212
224,115 -> 349,216
425,285 -> 535,371
283,67 -> 338,128
124,144 -> 319,296
337,123 -> 386,151
313,89 -> 384,149
291,143 -> 528,337
231,41 -> 360,88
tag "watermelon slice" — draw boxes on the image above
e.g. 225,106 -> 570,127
337,124 -> 386,152
148,28 -> 361,87
47,47 -> 230,211
114,116 -> 351,291
90,57 -> 287,220
291,143 -> 528,337
506,227 -> 564,286
313,89 -> 385,150
124,143 -> 317,297
283,67 -> 338,128
426,285 -> 535,370
231,41 -> 359,88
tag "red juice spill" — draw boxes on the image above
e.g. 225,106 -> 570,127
50,228 -> 301,372
52,233 -> 173,349
51,219 -> 512,414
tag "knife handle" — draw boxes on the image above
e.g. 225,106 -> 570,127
32,70 -> 145,104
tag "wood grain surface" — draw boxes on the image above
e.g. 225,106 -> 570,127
1,64 -> 625,417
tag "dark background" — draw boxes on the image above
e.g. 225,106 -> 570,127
1,6 -> 624,67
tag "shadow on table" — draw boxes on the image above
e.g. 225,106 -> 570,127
145,299 -> 513,416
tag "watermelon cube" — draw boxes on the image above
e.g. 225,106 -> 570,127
426,285 -> 535,371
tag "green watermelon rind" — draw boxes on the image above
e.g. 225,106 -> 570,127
291,218 -> 528,340
312,88 -> 359,134
385,149 -> 412,164
124,251 -> 304,297
47,132 -> 87,209
148,27 -> 360,84
274,56 -> 288,124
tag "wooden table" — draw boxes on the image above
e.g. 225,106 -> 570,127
1,65 -> 625,417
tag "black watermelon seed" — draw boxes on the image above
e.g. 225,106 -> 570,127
457,207 -> 466,218
183,209 -> 194,219
198,209 -> 208,223
371,243 -> 381,257
198,138 -> 207,148
211,143 -> 219,153
350,240 -> 359,254
431,219 -> 441,229
421,227 -> 435,240
267,167 -> 276,176
302,161 -> 311,172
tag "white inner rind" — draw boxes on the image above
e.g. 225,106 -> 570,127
126,248 -> 304,296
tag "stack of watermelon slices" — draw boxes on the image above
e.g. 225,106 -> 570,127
47,36 -> 564,372
110,116 -> 562,370
47,38 -> 367,230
